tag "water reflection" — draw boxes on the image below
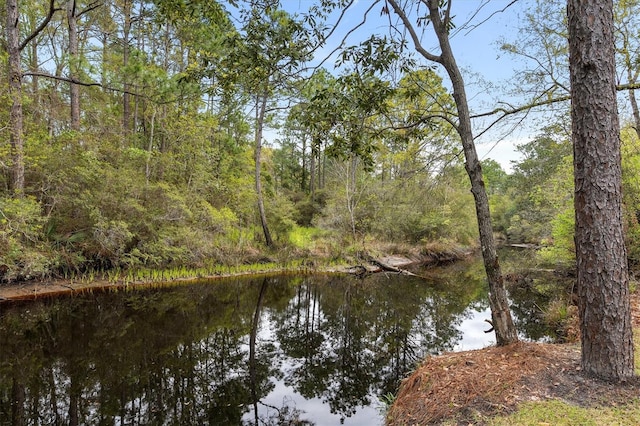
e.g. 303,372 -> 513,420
0,257 -> 544,425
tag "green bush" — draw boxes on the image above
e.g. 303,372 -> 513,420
0,196 -> 57,280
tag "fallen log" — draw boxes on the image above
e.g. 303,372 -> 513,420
367,256 -> 417,276
363,255 -> 437,279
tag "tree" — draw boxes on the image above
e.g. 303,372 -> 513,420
222,4 -> 313,247
66,0 -> 102,131
568,0 -> 635,380
387,0 -> 518,345
5,0 -> 61,196
5,0 -> 26,195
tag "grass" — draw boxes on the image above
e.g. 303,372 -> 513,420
108,259 -> 319,285
288,225 -> 324,249
489,400 -> 640,426
56,257 -> 329,291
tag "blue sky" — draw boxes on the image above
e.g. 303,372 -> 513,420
284,0 -> 540,171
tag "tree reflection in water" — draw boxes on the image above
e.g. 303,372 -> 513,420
0,257 -> 547,425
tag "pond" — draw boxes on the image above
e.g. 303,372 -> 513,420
0,253 -> 553,425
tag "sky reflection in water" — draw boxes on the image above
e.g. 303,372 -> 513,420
0,256 -> 547,425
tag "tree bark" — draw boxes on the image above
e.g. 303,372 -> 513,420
568,0 -> 635,381
255,94 -> 274,247
623,53 -> 640,139
6,0 -> 59,195
67,0 -> 80,131
122,0 -> 132,135
6,0 -> 25,196
28,19 -> 40,120
310,137 -> 319,200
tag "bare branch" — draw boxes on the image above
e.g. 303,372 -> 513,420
473,94 -> 570,120
386,0 -> 441,63
313,0 -> 382,70
20,0 -> 62,51
462,0 -> 519,37
21,71 -> 189,105
23,71 -> 104,88
472,81 -> 640,122
78,1 -> 103,18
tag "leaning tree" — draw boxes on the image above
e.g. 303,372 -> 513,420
385,0 -> 518,345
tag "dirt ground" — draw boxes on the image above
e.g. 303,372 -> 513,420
0,277 -> 124,301
386,292 -> 640,425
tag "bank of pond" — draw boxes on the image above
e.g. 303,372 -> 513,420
0,252 -> 564,425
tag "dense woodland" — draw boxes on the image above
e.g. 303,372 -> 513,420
2,0 -> 640,285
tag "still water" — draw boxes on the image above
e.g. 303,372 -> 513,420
0,256 -> 550,425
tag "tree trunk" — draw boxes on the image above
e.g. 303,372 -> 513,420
346,155 -> 358,242
255,94 -> 274,247
6,0 -> 25,196
427,0 -> 518,345
568,0 -> 634,381
624,64 -> 640,140
310,138 -> 318,200
386,0 -> 518,346
122,0 -> 132,135
67,0 -> 80,131
28,23 -> 40,120
301,134 -> 307,191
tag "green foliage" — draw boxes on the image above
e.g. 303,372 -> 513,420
288,226 -> 324,250
265,191 -> 298,244
505,127 -> 573,246
0,196 -> 57,280
482,159 -> 509,195
291,193 -> 326,227
513,123 -> 640,267
2,0 -> 596,282
315,155 -> 477,246
538,206 -> 575,265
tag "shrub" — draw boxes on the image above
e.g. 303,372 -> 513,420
0,196 -> 57,280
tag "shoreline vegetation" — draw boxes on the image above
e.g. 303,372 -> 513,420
5,243 -> 639,425
0,242 -> 473,302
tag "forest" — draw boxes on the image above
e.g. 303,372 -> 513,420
1,0 -> 640,287
4,0 -> 640,420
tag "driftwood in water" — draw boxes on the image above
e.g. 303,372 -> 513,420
340,255 -> 425,278
342,248 -> 470,278
366,256 -> 419,277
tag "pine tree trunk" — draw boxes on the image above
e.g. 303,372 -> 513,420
122,0 -> 133,135
568,0 -> 635,381
6,0 -> 25,196
255,94 -> 274,247
310,139 -> 318,200
67,0 -> 80,131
